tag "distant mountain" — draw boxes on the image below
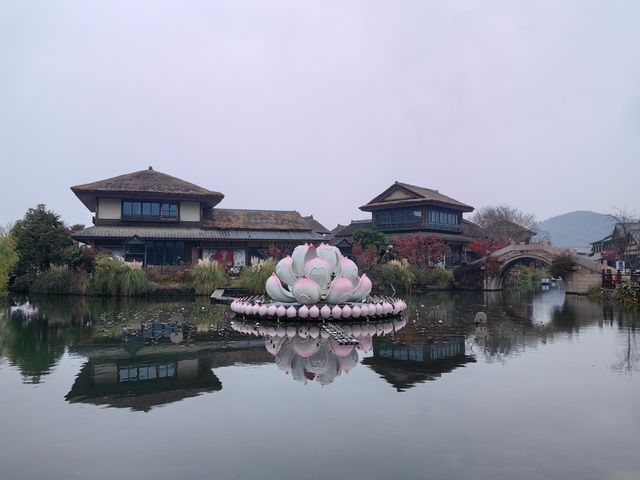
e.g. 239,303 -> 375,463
536,211 -> 615,249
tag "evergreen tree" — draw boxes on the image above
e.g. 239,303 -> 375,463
10,204 -> 72,275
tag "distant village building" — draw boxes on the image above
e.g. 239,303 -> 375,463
329,181 -> 475,266
591,222 -> 640,268
70,168 -> 324,267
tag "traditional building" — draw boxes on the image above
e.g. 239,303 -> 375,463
70,167 -> 324,267
591,223 -> 640,269
330,181 -> 475,266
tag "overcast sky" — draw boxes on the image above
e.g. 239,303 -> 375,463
1,1 -> 639,229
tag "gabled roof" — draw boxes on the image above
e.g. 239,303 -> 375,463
203,209 -> 313,231
360,181 -> 474,213
328,220 -> 373,239
302,215 -> 331,235
71,168 -> 224,211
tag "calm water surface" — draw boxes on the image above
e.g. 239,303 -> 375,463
0,289 -> 639,480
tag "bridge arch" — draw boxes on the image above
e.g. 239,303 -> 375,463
476,243 -> 603,294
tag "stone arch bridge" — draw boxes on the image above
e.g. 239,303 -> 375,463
475,242 -> 604,294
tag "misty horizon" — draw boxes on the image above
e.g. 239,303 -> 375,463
1,1 -> 638,229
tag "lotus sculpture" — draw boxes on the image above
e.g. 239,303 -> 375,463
230,243 -> 407,320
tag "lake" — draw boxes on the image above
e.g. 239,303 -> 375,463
0,288 -> 638,480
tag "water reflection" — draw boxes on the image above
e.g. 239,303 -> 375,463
1,288 -> 639,398
363,334 -> 475,392
230,318 -> 407,385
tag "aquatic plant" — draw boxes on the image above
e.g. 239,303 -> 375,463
238,257 -> 276,295
193,259 -> 227,295
31,264 -> 73,294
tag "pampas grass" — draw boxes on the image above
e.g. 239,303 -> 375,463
238,257 -> 276,294
193,259 -> 227,295
92,254 -> 149,296
31,264 -> 72,294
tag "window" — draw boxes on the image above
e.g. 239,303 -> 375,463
147,241 -> 186,266
376,209 -> 422,229
123,201 -> 178,220
427,210 -> 460,231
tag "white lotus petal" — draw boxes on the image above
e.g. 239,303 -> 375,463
275,256 -> 298,288
266,274 -> 296,303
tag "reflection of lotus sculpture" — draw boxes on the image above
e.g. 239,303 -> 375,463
230,317 -> 407,385
230,243 -> 407,320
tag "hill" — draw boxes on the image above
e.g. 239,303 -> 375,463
536,211 -> 615,249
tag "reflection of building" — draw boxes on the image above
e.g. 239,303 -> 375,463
363,335 -> 475,391
70,168 -> 324,267
66,340 -> 272,411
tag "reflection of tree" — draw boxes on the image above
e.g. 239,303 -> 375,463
611,309 -> 640,375
0,296 -> 230,383
1,307 -> 81,383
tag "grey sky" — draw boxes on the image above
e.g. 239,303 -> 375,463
1,1 -> 639,230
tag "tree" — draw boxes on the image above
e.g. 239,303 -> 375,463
0,235 -> 19,291
10,204 -> 73,275
471,204 -> 537,243
393,234 -> 447,268
352,228 -> 388,251
468,238 -> 509,257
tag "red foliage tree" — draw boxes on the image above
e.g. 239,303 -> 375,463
392,235 -> 448,268
468,238 -> 508,257
352,245 -> 380,270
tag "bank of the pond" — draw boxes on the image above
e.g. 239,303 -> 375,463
587,283 -> 640,307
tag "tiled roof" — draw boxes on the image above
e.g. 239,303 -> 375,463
71,226 -> 325,242
360,181 -> 473,212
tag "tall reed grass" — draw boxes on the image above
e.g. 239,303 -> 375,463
31,264 -> 73,294
193,259 -> 227,295
92,254 -> 149,296
238,257 -> 276,295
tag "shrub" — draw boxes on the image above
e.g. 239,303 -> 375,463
31,265 -> 73,294
410,266 -> 454,288
369,260 -> 415,293
613,283 -> 639,306
193,259 -> 227,295
453,263 -> 484,289
433,267 -> 454,287
238,257 -> 276,295
548,252 -> 575,279
353,229 -> 388,251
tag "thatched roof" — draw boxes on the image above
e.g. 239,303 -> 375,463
360,181 -> 473,213
71,168 -> 224,211
203,208 -> 315,231
329,220 -> 373,239
302,215 -> 330,235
